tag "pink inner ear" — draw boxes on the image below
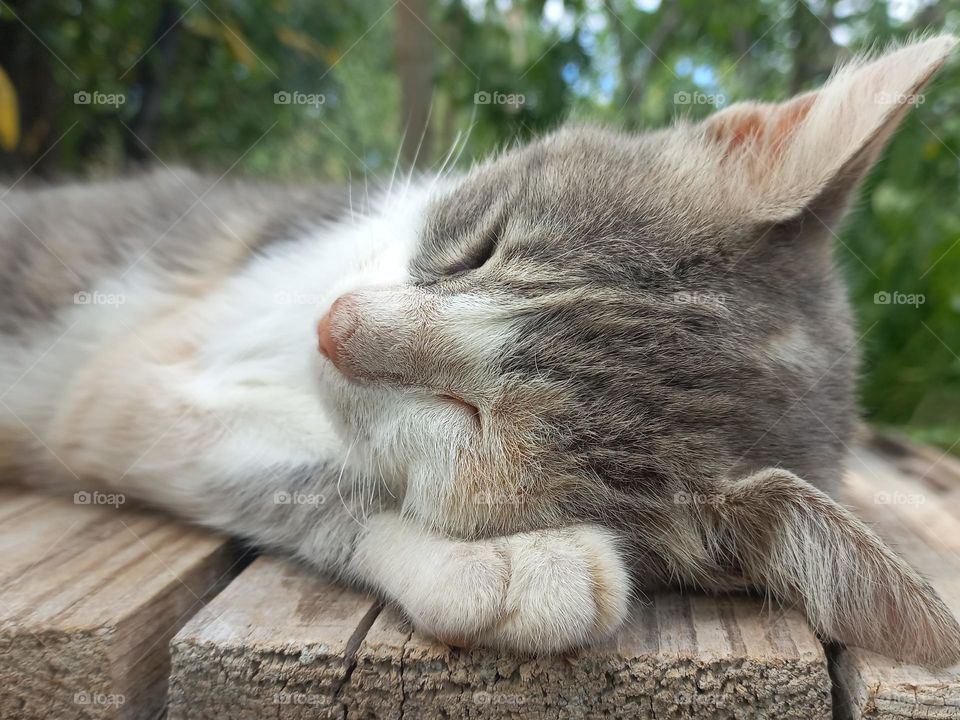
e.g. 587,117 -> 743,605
707,95 -> 816,161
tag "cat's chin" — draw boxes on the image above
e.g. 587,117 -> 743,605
311,353 -> 353,423
310,350 -> 385,462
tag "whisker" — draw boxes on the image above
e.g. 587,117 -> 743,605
335,436 -> 366,529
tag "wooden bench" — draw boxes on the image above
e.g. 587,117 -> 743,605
168,562 -> 830,719
0,489 -> 246,720
2,437 -> 958,719
833,444 -> 960,720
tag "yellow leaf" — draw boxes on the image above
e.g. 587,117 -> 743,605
184,15 -> 257,69
0,64 -> 20,151
276,26 -> 337,65
922,139 -> 942,161
222,22 -> 257,69
183,14 -> 222,39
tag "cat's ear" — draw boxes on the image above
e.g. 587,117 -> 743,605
708,468 -> 960,666
701,36 -> 956,227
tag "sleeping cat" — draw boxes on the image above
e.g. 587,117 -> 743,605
1,36 -> 958,666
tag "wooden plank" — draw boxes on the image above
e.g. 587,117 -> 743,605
832,447 -> 960,720
167,556 -> 381,720
169,556 -> 831,719
0,486 -> 244,720
343,595 -> 830,719
870,432 -> 960,504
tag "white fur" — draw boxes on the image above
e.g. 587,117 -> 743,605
0,178 -> 630,654
4,36 -> 955,657
349,513 -> 629,651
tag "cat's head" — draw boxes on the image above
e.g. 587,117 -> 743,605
314,36 -> 960,666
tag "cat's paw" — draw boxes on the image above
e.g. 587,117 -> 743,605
398,539 -> 512,647
351,514 -> 630,653
403,525 -> 630,654
475,526 -> 631,653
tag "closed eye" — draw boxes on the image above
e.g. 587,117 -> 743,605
448,220 -> 501,275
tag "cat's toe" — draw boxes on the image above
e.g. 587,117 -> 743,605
478,526 -> 630,654
402,540 -> 510,646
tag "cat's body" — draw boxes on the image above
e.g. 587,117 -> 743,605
2,36 -> 960,665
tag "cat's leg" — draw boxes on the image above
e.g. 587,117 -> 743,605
344,512 -> 631,652
53,380 -> 628,654
56,372 -> 628,653
39,310 -> 629,652
52,367 -> 630,651
53,379 -> 629,655
28,309 -> 382,575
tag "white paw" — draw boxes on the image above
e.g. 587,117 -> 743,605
404,525 -> 630,654
476,526 -> 630,653
400,540 -> 511,646
353,515 -> 630,653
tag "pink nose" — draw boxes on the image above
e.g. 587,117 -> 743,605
317,294 -> 356,374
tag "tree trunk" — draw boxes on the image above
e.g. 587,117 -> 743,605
608,0 -> 681,125
395,0 -> 435,170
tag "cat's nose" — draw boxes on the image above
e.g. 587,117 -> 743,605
317,293 -> 357,376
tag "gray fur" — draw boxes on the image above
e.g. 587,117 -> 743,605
1,37 -> 958,667
0,169 -> 347,334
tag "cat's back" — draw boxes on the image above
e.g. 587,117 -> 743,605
0,168 -> 347,335
0,168 -> 350,478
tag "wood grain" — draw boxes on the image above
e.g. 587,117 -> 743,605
20,438 -> 958,718
0,487 -> 245,720
869,432 -> 960,511
833,447 -> 960,720
168,556 -> 380,720
169,557 -> 831,719
343,595 -> 829,719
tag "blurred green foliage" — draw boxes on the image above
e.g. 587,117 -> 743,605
1,0 -> 960,448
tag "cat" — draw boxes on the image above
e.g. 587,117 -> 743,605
1,36 -> 959,667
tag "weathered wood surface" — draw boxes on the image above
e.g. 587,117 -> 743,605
0,487 -> 245,720
833,444 -> 960,720
168,557 -> 381,720
345,597 -> 829,720
169,557 -> 831,719
7,436 -> 960,719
